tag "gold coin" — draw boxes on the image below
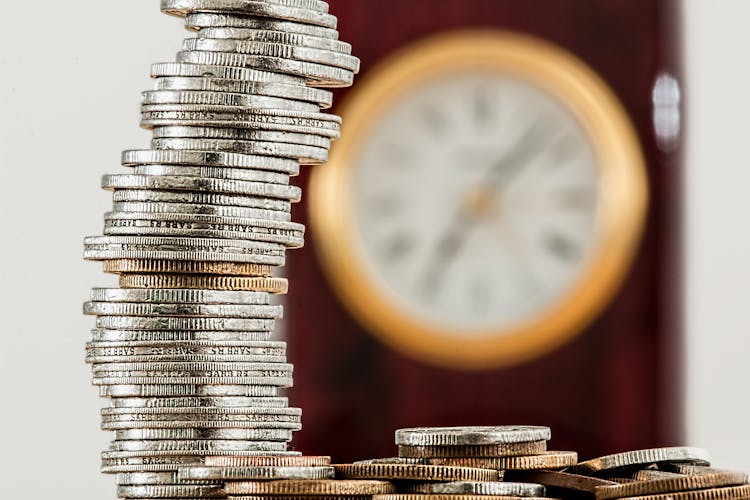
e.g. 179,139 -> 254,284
596,471 -> 749,500
506,470 -> 619,494
493,451 -> 578,471
333,463 -> 499,482
398,441 -> 547,459
105,259 -> 273,276
205,456 -> 331,467
618,485 -> 750,500
119,274 -> 288,293
226,480 -> 394,496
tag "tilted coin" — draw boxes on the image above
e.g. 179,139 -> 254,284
505,470 -> 619,494
110,395 -> 287,408
161,0 -> 338,29
398,441 -> 547,459
110,439 -> 287,453
84,236 -> 287,266
404,482 -> 545,497
423,457 -> 526,468
122,148 -> 300,174
153,77 -> 333,108
181,39 -> 360,72
226,479 -> 395,496
493,451 -> 578,470
115,427 -> 293,441
84,301 -> 283,319
112,190 -> 292,212
93,316 -> 276,331
333,463 -> 499,482
204,455 -> 331,467
151,60 -> 306,86
150,137 -> 328,163
178,465 -> 335,481
131,164 -> 291,184
118,484 -> 225,498
99,384 -> 278,398
194,28 -> 351,54
396,426 -> 552,447
90,288 -> 272,304
150,127 -> 331,148
90,330 -> 275,343
109,202 -> 291,222
142,89 -> 319,112
176,50 -> 354,87
185,13 -> 340,40
595,470 -> 749,500
572,448 -> 711,474
119,275 -> 288,293
102,175 -> 302,201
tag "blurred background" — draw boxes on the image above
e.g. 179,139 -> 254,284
0,0 -> 748,497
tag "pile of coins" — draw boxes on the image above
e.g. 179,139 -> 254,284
82,1 -> 358,499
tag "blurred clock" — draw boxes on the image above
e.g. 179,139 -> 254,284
309,32 -> 647,369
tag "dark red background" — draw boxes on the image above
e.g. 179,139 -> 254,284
287,0 -> 683,462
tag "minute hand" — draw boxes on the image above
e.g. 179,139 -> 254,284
486,121 -> 543,190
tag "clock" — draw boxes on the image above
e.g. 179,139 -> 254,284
309,31 -> 648,369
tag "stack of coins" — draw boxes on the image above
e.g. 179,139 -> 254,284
513,447 -> 750,500
82,1 -> 358,499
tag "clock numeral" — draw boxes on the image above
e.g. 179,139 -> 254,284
542,230 -> 582,263
381,231 -> 415,263
422,105 -> 449,137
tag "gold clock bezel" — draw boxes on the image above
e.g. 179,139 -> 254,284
309,31 -> 648,370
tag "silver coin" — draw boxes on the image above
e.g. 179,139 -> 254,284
150,127 -> 331,148
411,482 -> 546,497
131,164 -> 291,184
153,76 -> 333,108
99,384 -> 278,398
110,395 -> 287,408
176,50 -> 353,87
112,190 -> 292,212
161,0 -> 337,29
83,236 -> 287,266
572,447 -> 711,473
182,39 -> 359,72
110,439 -> 288,453
101,451 -> 301,473
88,353 -> 286,364
93,361 -> 290,375
185,13 -> 339,40
151,61 -> 305,86
142,89 -> 319,112
150,137 -> 328,164
111,201 -> 291,222
116,471 -> 220,485
84,301 -> 283,319
195,28 -> 351,54
114,427 -> 293,441
88,342 -> 286,359
95,377 -> 294,390
121,148 -> 300,174
178,465 -> 335,481
102,175 -> 302,201
100,416 -> 302,430
92,316 -> 276,331
395,426 -> 552,446
90,330 -> 274,343
117,484 -> 225,498
90,288 -> 272,304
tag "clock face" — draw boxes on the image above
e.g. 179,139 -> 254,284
353,73 -> 599,333
310,31 -> 647,369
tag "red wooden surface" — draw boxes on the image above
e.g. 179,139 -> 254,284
287,0 -> 683,462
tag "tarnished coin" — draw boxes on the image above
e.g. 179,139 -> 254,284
404,482 -> 545,497
115,428 -> 293,441
333,463 -> 499,482
493,451 -> 578,470
118,484 -> 225,498
99,384 -> 278,398
205,456 -> 331,467
119,275 -> 288,293
396,426 -> 551,447
572,448 -> 711,474
161,0 -> 338,29
185,13 -> 340,40
122,148 -> 300,174
505,470 -> 619,494
178,465 -> 335,481
595,470 -> 749,500
226,479 -> 395,496
399,440 -> 547,459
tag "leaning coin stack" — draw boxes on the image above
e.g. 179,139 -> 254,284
82,1 -> 358,499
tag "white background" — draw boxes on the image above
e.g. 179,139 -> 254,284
0,1 -> 748,497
